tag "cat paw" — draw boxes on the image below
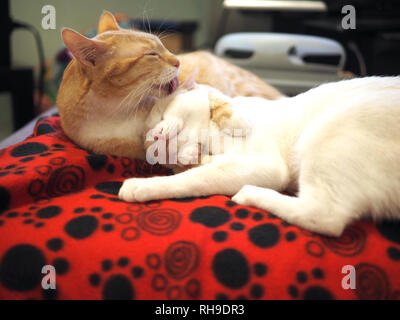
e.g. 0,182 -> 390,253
177,144 -> 201,166
220,114 -> 252,137
153,118 -> 183,141
231,185 -> 263,207
118,178 -> 161,202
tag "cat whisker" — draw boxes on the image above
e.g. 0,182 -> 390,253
141,6 -> 152,35
116,90 -> 138,115
157,30 -> 168,40
130,85 -> 152,119
154,16 -> 171,37
132,80 -> 154,113
158,80 -> 162,97
158,32 -> 174,42
113,82 -> 149,119
112,71 -> 176,120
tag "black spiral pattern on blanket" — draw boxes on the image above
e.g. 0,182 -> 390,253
46,165 -> 85,197
355,263 -> 390,299
320,226 -> 366,257
165,241 -> 199,280
136,209 -> 181,236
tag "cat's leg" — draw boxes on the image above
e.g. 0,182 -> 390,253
232,187 -> 349,237
119,153 -> 289,203
232,185 -> 351,237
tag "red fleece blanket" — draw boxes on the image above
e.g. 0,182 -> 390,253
0,116 -> 399,300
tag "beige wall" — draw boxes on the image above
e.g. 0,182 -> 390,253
9,0 -> 272,67
10,0 -> 215,67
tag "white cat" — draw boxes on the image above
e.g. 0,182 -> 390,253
119,76 -> 400,237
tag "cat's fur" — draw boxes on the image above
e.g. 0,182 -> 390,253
178,51 -> 283,100
119,76 -> 400,237
57,12 -> 282,161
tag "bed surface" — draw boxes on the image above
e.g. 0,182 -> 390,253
0,115 -> 399,300
0,107 -> 58,150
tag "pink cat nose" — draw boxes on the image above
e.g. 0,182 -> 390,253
173,58 -> 180,68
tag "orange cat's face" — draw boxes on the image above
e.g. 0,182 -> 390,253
96,30 -> 180,98
62,12 -> 180,104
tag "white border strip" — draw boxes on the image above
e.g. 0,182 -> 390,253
223,0 -> 327,12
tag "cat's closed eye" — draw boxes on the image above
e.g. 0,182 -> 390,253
146,51 -> 159,57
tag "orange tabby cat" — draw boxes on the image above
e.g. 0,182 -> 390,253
178,51 -> 283,99
57,12 -> 282,159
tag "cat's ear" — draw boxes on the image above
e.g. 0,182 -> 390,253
61,28 -> 108,67
98,11 -> 120,34
180,71 -> 197,91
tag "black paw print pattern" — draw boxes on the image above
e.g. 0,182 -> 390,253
190,201 -> 300,249
88,257 -> 145,299
213,254 -> 269,300
184,200 -> 303,300
0,164 -> 27,177
0,205 -> 64,229
287,268 -> 334,300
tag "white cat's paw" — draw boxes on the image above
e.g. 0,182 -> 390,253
221,115 -> 252,137
231,185 -> 261,207
177,144 -> 200,166
118,178 -> 161,202
153,118 -> 183,141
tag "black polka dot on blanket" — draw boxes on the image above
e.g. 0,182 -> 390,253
36,123 -> 56,135
248,223 -> 280,248
11,142 -> 49,157
377,221 -> 400,245
102,274 -> 135,300
0,186 -> 11,214
212,231 -> 228,242
36,206 -> 62,219
235,208 -> 250,219
212,248 -> 250,289
131,266 -> 144,279
52,257 -> 70,275
190,206 -> 231,228
46,238 -> 64,252
302,286 -> 333,300
250,283 -> 264,299
86,154 -> 108,171
0,244 -> 46,291
64,215 -> 99,239
253,263 -> 268,277
95,181 -> 123,196
387,247 -> 400,261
